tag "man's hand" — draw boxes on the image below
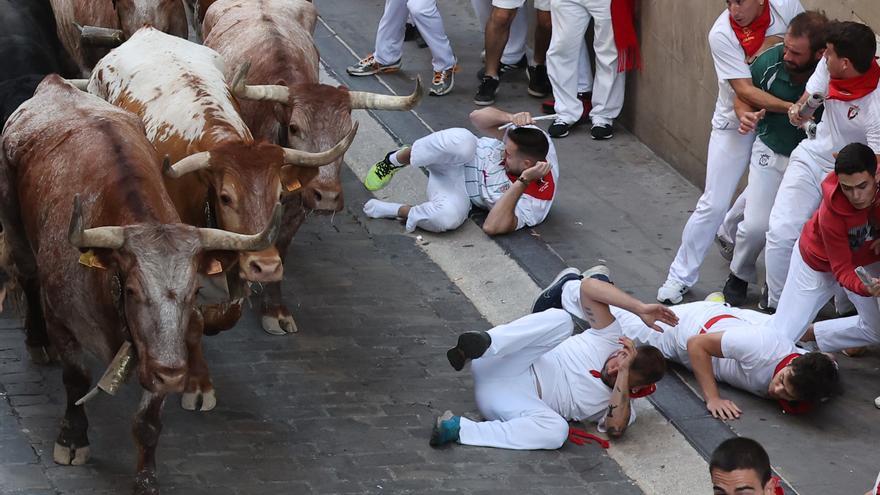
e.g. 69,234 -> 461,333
509,111 -> 534,127
617,337 -> 637,369
788,102 -> 809,126
706,397 -> 742,420
635,303 -> 678,332
738,109 -> 766,135
519,160 -> 551,183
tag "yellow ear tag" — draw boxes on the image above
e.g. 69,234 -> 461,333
206,259 -> 223,275
284,179 -> 302,192
78,250 -> 106,270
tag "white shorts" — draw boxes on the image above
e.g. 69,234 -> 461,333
493,0 -> 550,11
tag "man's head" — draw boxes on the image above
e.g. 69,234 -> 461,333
834,142 -> 878,210
710,437 -> 777,495
726,0 -> 765,28
503,127 -> 549,175
767,352 -> 839,402
602,345 -> 666,394
825,21 -> 877,78
783,11 -> 828,74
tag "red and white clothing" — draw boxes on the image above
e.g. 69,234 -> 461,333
870,471 -> 880,495
765,59 -> 880,306
373,0 -> 456,73
772,173 -> 880,346
665,0 -> 803,289
459,308 -> 635,450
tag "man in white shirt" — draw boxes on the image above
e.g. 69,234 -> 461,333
657,0 -> 805,305
763,21 -> 880,311
361,107 -> 559,235
541,266 -> 839,419
429,274 -> 671,450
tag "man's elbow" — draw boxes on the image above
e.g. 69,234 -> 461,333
482,222 -> 510,236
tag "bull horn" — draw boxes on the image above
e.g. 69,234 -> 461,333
198,202 -> 283,251
68,194 -> 125,249
67,79 -> 89,91
76,23 -> 125,47
164,152 -> 212,178
230,62 -> 289,103
348,76 -> 423,110
282,120 -> 359,167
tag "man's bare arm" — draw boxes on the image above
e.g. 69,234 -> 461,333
469,107 -> 514,140
729,78 -> 792,113
686,332 -> 742,420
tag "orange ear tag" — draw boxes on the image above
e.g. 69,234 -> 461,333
284,179 -> 302,192
206,259 -> 223,275
78,250 -> 106,269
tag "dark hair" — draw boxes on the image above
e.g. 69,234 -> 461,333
788,352 -> 840,402
834,142 -> 877,177
710,437 -> 772,486
507,127 -> 549,162
825,21 -> 877,73
788,11 -> 829,53
630,345 -> 666,385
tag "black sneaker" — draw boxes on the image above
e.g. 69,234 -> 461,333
476,54 -> 529,80
474,76 -> 500,106
722,273 -> 748,307
532,268 -> 582,313
590,124 -> 613,140
527,64 -> 551,98
548,118 -> 573,138
757,283 -> 776,314
404,23 -> 418,41
446,331 -> 492,371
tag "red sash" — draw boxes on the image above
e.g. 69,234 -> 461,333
730,1 -> 771,57
611,0 -> 641,72
698,314 -> 738,334
506,171 -> 555,200
828,60 -> 880,102
772,353 -> 814,415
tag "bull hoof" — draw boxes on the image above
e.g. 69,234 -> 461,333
181,387 -> 216,411
261,314 -> 298,335
134,470 -> 159,495
53,442 -> 90,466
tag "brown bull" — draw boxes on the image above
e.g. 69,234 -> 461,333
203,0 -> 420,334
50,0 -> 188,75
0,75 -> 280,495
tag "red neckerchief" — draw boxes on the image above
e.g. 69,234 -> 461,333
610,0 -> 640,72
772,476 -> 785,495
699,314 -> 738,334
772,354 -> 814,415
828,59 -> 880,102
730,1 -> 771,57
506,166 -> 555,201
589,370 -> 656,398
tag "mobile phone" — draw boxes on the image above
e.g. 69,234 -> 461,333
855,266 -> 874,288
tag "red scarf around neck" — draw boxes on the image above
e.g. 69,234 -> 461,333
828,60 -> 880,101
610,0 -> 641,72
730,1 -> 771,58
772,354 -> 814,415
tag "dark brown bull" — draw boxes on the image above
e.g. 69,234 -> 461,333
0,75 -> 280,494
203,0 -> 421,334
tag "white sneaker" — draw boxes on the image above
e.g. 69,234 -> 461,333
657,279 -> 689,304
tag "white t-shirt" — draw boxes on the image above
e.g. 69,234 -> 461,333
533,319 -> 637,427
464,128 -> 560,230
799,59 -> 880,171
708,0 -> 804,129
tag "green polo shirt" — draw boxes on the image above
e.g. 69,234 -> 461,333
751,44 -> 807,156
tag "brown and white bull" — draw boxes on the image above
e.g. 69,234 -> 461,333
83,26 -> 355,408
50,0 -> 189,75
203,0 -> 421,335
0,75 -> 280,495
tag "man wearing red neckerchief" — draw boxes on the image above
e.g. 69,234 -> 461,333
865,470 -> 880,495
711,437 -> 784,495
537,265 -> 839,419
764,21 -> 880,312
658,0 -> 805,307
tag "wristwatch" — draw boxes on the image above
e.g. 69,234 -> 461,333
517,176 -> 531,185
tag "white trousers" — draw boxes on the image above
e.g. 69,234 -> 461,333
667,129 -> 755,287
718,191 -> 746,244
730,138 -> 789,282
764,146 -> 829,306
405,128 -> 476,233
770,241 -> 880,345
374,0 -> 456,71
470,0 -> 528,65
459,309 -> 573,450
547,0 -> 620,125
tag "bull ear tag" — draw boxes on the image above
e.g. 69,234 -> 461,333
284,178 -> 302,193
78,249 -> 107,269
206,258 -> 223,275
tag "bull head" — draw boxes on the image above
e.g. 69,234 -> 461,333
230,62 -> 424,111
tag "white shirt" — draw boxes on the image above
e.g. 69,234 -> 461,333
464,128 -> 560,230
708,0 -> 804,129
533,319 -> 637,427
800,59 -> 880,171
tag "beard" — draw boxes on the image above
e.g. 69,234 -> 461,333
784,57 -> 819,75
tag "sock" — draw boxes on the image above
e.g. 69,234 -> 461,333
388,150 -> 404,167
363,199 -> 403,219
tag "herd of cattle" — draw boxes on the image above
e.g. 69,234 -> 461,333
0,0 -> 424,492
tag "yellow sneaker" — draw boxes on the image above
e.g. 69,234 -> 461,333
363,149 -> 407,191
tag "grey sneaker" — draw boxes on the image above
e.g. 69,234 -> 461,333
715,234 -> 734,261
430,67 -> 455,96
346,53 -> 401,76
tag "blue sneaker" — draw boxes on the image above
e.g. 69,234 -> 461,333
429,411 -> 461,447
531,268 -> 582,314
